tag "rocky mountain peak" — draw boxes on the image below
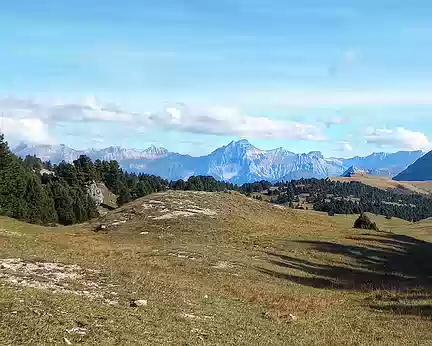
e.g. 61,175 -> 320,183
12,140 -> 423,184
307,151 -> 324,159
143,145 -> 169,158
342,166 -> 368,177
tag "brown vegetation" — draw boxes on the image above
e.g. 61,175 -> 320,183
1,191 -> 431,345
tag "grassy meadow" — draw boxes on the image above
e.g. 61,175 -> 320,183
1,191 -> 431,345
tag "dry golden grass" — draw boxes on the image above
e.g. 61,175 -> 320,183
1,191 -> 431,345
331,174 -> 432,195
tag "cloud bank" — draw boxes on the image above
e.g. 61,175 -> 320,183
0,97 -> 326,144
365,127 -> 431,151
158,104 -> 326,140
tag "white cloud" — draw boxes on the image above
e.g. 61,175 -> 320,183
1,117 -> 54,144
153,104 -> 327,141
365,127 -> 431,151
0,97 -> 327,143
0,96 -> 134,124
336,140 -> 353,152
323,116 -> 348,127
48,103 -> 134,122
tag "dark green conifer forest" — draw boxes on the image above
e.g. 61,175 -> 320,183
0,135 -> 237,225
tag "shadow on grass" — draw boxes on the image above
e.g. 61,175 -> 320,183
258,232 -> 432,317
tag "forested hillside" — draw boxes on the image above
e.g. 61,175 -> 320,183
0,135 -> 99,225
240,179 -> 432,222
0,135 -> 237,226
3,132 -> 432,226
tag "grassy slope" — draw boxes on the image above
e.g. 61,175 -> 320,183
331,174 -> 432,195
0,191 -> 431,345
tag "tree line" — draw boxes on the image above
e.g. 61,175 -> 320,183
240,178 -> 432,222
0,135 -> 97,226
0,135 -> 238,226
5,131 -> 431,225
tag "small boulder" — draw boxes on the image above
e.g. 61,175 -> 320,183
94,224 -> 107,232
130,299 -> 148,307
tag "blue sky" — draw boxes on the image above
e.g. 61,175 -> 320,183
1,1 -> 432,157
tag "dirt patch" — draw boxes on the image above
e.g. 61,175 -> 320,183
212,261 -> 235,269
154,211 -> 196,220
184,208 -> 217,216
0,258 -> 117,305
0,229 -> 23,237
138,193 -> 218,220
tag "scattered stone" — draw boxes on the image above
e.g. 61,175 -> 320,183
0,258 -> 114,304
130,299 -> 148,307
212,261 -> 234,269
94,224 -> 107,232
0,229 -> 22,237
184,208 -> 217,216
289,313 -> 298,321
68,327 -> 87,335
181,313 -> 213,320
111,220 -> 127,226
105,299 -> 119,305
153,211 -> 195,220
148,200 -> 165,205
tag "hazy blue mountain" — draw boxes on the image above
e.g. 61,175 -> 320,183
13,143 -> 86,163
341,166 -> 369,177
13,140 -> 422,184
341,151 -> 424,177
393,151 -> 432,181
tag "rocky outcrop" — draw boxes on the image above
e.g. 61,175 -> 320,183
86,181 -> 104,207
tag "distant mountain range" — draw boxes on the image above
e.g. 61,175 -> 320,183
13,143 -> 168,163
13,140 -> 424,184
394,151 -> 432,181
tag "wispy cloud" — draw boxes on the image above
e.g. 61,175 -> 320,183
0,96 -> 134,124
0,97 -> 326,143
335,140 -> 353,152
1,117 -> 54,144
365,127 -> 431,151
323,115 -> 348,128
155,104 -> 326,141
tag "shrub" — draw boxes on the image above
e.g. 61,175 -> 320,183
353,213 -> 379,231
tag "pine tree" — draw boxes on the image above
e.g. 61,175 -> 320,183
117,187 -> 132,206
50,181 -> 76,225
